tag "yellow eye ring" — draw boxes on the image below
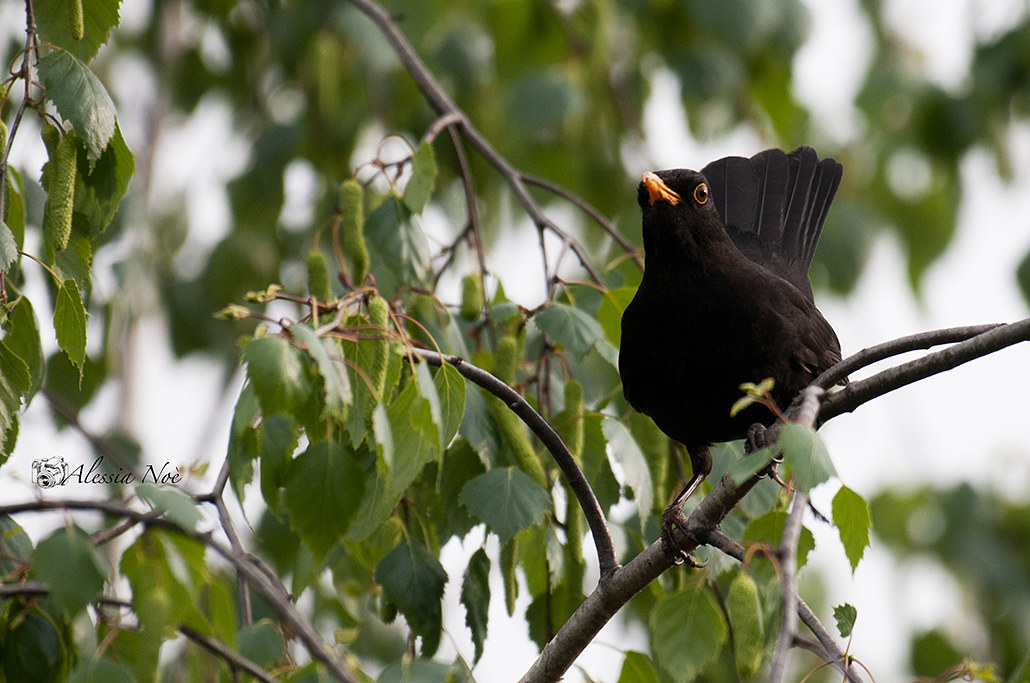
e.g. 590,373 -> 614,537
693,183 -> 709,205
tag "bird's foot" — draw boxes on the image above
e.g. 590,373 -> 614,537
661,505 -> 706,568
745,422 -> 769,453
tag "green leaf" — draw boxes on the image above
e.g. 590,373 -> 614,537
37,48 -> 117,162
364,194 -> 430,297
832,603 -> 858,639
0,606 -> 70,683
832,485 -> 871,573
532,302 -> 604,355
650,586 -> 728,682
238,619 -> 284,668
67,656 -> 135,683
34,0 -> 121,63
0,221 -> 17,272
1018,247 -> 1030,309
432,361 -> 466,449
742,510 -> 816,568
120,532 -> 206,673
258,413 -> 299,506
402,139 -> 437,214
617,651 -> 661,683
601,418 -> 653,524
54,279 -> 87,370
375,538 -> 448,656
459,467 -> 551,543
242,336 -> 311,416
4,298 -> 45,402
776,422 -> 836,491
283,442 -> 366,561
0,515 -> 32,576
33,526 -> 106,616
289,324 -> 352,420
137,483 -> 202,531
73,124 -> 134,236
3,167 -> 26,252
460,547 -> 490,663
597,286 -> 636,346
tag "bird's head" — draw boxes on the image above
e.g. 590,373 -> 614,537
636,169 -> 729,262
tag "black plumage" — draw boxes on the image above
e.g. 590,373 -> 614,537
618,146 -> 843,557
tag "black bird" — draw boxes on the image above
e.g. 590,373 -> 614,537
618,146 -> 843,561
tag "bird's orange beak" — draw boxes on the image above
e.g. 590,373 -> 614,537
642,172 -> 681,206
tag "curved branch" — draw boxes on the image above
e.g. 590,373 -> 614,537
522,385 -> 861,683
346,0 -> 606,289
819,318 -> 1030,423
815,323 -> 1002,389
0,499 -> 358,683
408,347 -> 619,579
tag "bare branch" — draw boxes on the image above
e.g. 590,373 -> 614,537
0,498 -> 358,683
769,488 -> 806,682
820,317 -> 1030,422
346,0 -> 606,290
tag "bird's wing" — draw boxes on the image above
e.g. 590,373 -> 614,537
702,147 -> 842,302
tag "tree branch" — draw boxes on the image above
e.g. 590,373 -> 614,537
819,317 -> 1030,423
409,347 -> 619,579
0,498 -> 358,683
346,0 -> 607,291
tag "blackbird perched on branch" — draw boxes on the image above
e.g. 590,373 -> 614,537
618,146 -> 843,563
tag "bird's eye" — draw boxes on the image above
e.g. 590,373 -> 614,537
693,183 -> 709,205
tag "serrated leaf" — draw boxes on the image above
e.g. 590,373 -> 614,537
601,418 -> 653,525
137,483 -> 202,531
37,49 -> 116,162
459,467 -> 551,543
74,124 -> 133,235
460,547 -> 490,663
532,302 -> 604,355
402,139 -> 437,214
433,361 -> 466,449
33,526 -> 106,616
364,194 -> 430,297
289,324 -> 352,419
833,603 -> 858,638
776,422 -> 836,491
375,538 -> 448,656
283,442 -> 366,561
34,0 -> 121,63
727,446 -> 775,485
0,221 -> 17,272
650,586 -> 728,682
5,298 -> 44,403
54,279 -> 87,370
242,336 -> 310,416
832,485 -> 871,573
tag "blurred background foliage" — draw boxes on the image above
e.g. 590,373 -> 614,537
4,0 -> 1030,679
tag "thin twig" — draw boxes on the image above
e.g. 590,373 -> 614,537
346,0 -> 605,290
0,498 -> 358,683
